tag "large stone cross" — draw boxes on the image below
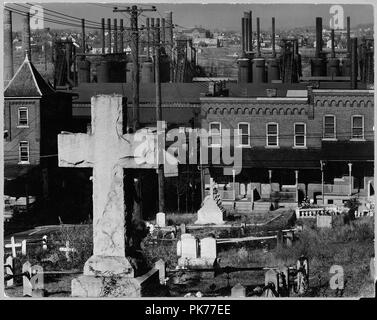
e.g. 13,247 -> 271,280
58,95 -> 158,277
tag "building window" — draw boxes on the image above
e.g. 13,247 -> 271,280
19,141 -> 30,163
209,122 -> 221,147
18,107 -> 29,127
266,123 -> 279,147
323,115 -> 336,139
351,115 -> 364,140
294,123 -> 306,147
237,122 -> 250,146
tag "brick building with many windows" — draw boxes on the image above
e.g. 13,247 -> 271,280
200,83 -> 374,213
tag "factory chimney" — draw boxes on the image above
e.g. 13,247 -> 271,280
267,17 -> 280,82
101,18 -> 105,54
107,18 -> 112,53
252,17 -> 266,83
311,17 -> 326,76
248,11 -> 252,52
113,19 -> 118,53
327,29 -> 340,77
4,9 -> 14,82
350,37 -> 358,89
22,12 -> 31,62
342,16 -> 352,76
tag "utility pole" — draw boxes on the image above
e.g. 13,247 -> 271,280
146,18 -> 150,60
113,19 -> 118,53
81,19 -> 86,53
155,18 -> 165,212
114,5 -> 156,131
114,5 -> 157,220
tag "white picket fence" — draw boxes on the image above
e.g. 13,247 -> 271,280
295,207 -> 325,218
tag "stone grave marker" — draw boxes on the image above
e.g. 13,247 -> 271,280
261,184 -> 272,198
30,265 -> 44,297
231,283 -> 246,297
265,269 -> 278,289
285,231 -> 294,247
180,223 -> 186,234
200,237 -> 217,260
154,259 -> 166,285
316,215 -> 332,228
195,195 -> 224,225
22,261 -> 32,297
5,256 -> 13,287
156,212 -> 166,228
176,240 -> 182,257
181,234 -> 198,259
58,95 -> 172,297
178,234 -> 199,267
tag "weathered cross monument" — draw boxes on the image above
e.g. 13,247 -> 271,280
58,95 -> 169,297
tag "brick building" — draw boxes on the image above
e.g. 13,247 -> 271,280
3,56 -> 75,220
200,82 -> 374,213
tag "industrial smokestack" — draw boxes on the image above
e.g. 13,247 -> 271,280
256,17 -> 261,57
166,12 -> 173,46
107,18 -> 112,53
272,17 -> 276,57
347,16 -> 351,54
81,19 -> 86,54
120,19 -> 124,53
161,18 -> 166,45
22,12 -> 31,61
244,12 -> 249,52
113,19 -> 118,53
315,17 -> 322,58
101,18 -> 105,54
248,11 -> 252,52
241,17 -> 246,52
350,37 -> 358,89
4,9 -> 14,81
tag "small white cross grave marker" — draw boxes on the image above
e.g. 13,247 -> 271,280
5,237 -> 26,257
59,241 -> 76,262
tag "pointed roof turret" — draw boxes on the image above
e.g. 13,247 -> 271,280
4,55 -> 55,97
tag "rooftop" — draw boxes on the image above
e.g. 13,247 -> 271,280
4,55 -> 56,97
72,82 -> 208,103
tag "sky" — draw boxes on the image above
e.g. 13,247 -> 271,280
5,2 -> 375,32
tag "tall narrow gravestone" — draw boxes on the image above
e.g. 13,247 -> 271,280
58,95 -> 170,297
156,212 -> 166,228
